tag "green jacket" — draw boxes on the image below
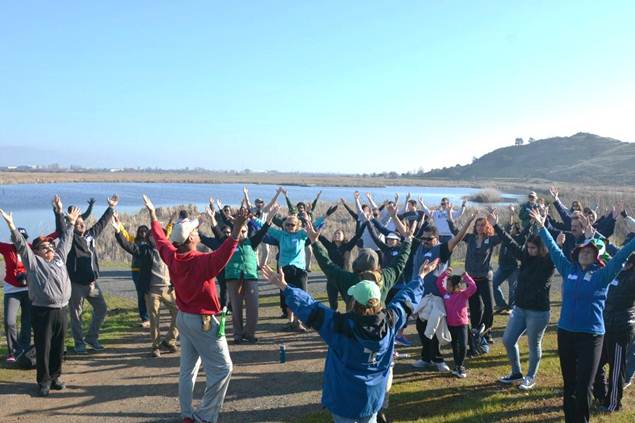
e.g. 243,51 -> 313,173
224,222 -> 270,281
312,239 -> 412,303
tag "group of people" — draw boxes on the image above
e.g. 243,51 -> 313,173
2,185 -> 635,423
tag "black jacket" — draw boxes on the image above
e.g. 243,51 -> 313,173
58,207 -> 114,285
115,231 -> 153,294
603,268 -> 635,333
494,224 -> 555,311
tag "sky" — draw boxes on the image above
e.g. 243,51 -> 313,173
1,1 -> 634,174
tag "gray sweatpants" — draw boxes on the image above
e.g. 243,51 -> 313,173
69,282 -> 107,346
177,311 -> 233,423
226,279 -> 259,340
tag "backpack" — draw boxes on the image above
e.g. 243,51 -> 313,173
16,345 -> 36,370
468,326 -> 490,356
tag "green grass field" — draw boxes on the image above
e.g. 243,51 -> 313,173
0,291 -> 137,383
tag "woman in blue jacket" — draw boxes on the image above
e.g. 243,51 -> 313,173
262,254 -> 438,423
530,208 -> 635,423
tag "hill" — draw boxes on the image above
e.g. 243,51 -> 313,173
424,133 -> 635,185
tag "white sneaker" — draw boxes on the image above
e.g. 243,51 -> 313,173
412,359 -> 430,369
519,376 -> 536,390
435,362 -> 451,372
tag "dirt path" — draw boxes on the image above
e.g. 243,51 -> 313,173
0,273 -> 332,423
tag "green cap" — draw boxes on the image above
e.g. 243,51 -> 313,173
347,280 -> 381,306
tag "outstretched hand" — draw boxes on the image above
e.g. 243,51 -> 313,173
549,186 -> 559,200
418,259 -> 439,278
230,208 -> 250,240
528,208 -> 545,228
0,209 -> 15,229
143,195 -> 155,213
107,194 -> 119,208
304,220 -> 322,244
52,195 -> 63,213
67,206 -> 80,226
487,209 -> 498,226
261,265 -> 288,290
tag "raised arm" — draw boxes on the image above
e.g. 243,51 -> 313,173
447,213 -> 476,252
283,189 -> 297,214
87,194 -> 118,238
493,223 -> 524,261
597,236 -> 635,287
435,270 -> 450,296
340,199 -> 358,220
250,204 -> 279,249
342,221 -> 365,251
311,190 -> 322,212
1,209 -> 36,272
365,217 -> 389,253
381,238 -> 413,291
81,197 -> 96,220
532,208 -> 573,277
262,187 -> 283,214
388,259 -> 438,329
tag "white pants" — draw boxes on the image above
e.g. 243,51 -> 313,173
177,311 -> 233,423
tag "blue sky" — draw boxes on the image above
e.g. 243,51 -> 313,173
1,1 -> 634,173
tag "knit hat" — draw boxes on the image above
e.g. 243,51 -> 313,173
17,227 -> 28,240
352,248 -> 380,273
386,232 -> 401,241
572,238 -> 606,267
347,280 -> 381,306
170,218 -> 200,244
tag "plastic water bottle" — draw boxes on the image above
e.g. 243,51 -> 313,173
279,343 -> 286,363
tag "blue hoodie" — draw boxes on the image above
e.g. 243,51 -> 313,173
284,276 -> 425,419
539,228 -> 635,335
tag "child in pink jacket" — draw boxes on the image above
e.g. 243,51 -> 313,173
436,268 -> 477,378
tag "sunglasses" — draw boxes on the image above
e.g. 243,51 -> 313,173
285,223 -> 296,228
422,236 -> 436,241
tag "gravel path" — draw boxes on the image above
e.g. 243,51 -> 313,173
0,270 -> 333,423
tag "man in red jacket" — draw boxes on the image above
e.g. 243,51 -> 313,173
143,195 -> 248,423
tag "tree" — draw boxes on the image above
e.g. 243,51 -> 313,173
515,137 -> 524,146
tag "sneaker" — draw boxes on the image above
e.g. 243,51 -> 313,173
232,338 -> 243,345
242,335 -> 258,344
160,341 -> 178,353
51,379 -> 66,390
518,376 -> 536,390
435,361 -> 451,372
6,354 -> 16,363
395,335 -> 413,347
279,312 -> 289,319
85,340 -> 105,351
140,320 -> 150,329
74,344 -> 87,354
412,359 -> 431,369
37,385 -> 50,397
485,334 -> 495,344
499,373 -> 524,384
296,322 -> 308,333
152,349 -> 161,358
452,366 -> 467,378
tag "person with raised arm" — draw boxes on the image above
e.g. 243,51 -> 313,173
144,194 -> 248,423
262,257 -> 438,423
489,210 -> 555,390
111,215 -> 178,358
62,194 -> 119,354
0,201 -> 79,397
530,207 -> 635,423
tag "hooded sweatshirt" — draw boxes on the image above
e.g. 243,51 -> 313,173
11,223 -> 74,308
539,228 -> 635,335
284,275 -> 425,419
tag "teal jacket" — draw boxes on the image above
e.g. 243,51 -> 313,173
224,223 -> 270,280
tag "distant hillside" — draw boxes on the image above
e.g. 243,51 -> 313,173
424,133 -> 635,185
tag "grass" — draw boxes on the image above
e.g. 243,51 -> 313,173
294,274 -> 635,423
0,290 -> 137,382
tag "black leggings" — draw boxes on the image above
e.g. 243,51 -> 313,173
280,265 -> 308,313
469,277 -> 494,332
558,329 -> 604,423
326,277 -> 350,311
449,325 -> 468,368
416,317 -> 444,363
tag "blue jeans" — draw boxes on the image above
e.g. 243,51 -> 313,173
131,271 -> 149,322
493,264 -> 518,308
502,306 -> 550,379
3,290 -> 32,355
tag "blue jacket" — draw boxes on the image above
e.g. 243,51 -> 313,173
539,228 -> 635,335
284,276 -> 425,419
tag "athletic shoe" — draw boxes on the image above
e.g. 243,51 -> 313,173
37,385 -> 50,397
51,379 -> 66,390
73,344 -> 87,354
152,349 -> 161,358
140,320 -> 150,329
6,354 -> 16,363
435,362 -> 451,372
160,340 -> 178,353
242,335 -> 258,344
518,376 -> 536,390
452,366 -> 467,378
499,373 -> 524,384
485,333 -> 495,344
395,335 -> 412,347
86,340 -> 105,351
412,359 -> 431,369
279,312 -> 289,319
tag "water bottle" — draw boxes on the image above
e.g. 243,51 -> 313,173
279,343 -> 286,363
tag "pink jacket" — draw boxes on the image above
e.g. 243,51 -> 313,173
435,270 -> 477,327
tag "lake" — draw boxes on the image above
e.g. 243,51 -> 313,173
0,183 -> 522,239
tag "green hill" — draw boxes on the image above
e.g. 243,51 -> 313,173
424,133 -> 635,185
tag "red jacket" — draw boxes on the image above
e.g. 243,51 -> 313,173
151,221 -> 237,315
1,230 -> 58,287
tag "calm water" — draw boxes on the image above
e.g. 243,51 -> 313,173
0,183 -> 521,239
